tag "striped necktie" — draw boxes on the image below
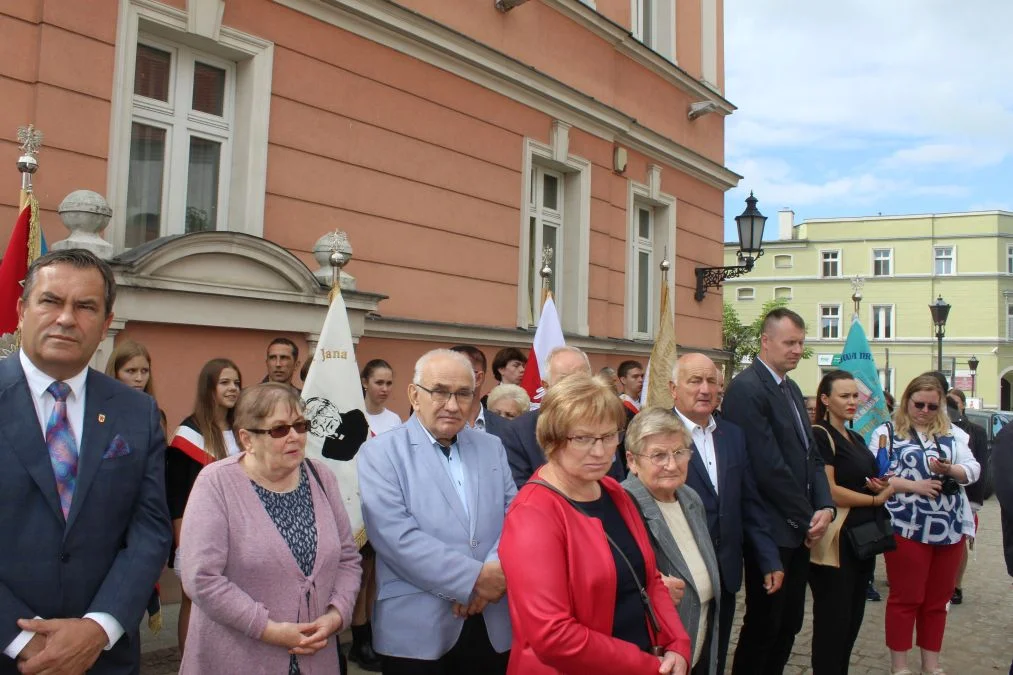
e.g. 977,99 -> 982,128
46,381 -> 79,518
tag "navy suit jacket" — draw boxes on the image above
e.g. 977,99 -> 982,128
720,360 -> 833,548
0,355 -> 172,674
682,414 -> 782,594
497,409 -> 625,489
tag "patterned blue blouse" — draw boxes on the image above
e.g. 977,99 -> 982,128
253,466 -> 318,675
869,424 -> 974,546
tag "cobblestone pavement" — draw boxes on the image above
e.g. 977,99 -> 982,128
142,499 -> 1012,674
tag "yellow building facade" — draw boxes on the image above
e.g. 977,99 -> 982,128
723,210 -> 1013,409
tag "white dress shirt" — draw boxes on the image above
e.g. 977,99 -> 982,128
419,422 -> 471,518
674,407 -> 719,494
5,352 -> 125,658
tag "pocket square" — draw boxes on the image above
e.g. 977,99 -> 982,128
102,435 -> 133,460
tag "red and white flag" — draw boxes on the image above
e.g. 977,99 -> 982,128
520,296 -> 565,408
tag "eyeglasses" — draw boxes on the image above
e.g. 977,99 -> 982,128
415,384 -> 476,406
247,420 -> 310,438
637,449 -> 693,466
911,401 -> 940,411
566,431 -> 620,451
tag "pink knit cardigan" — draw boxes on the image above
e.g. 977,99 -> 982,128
179,455 -> 362,674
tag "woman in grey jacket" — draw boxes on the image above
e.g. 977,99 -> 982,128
623,407 -> 721,675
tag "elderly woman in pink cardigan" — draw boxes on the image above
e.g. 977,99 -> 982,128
180,383 -> 362,675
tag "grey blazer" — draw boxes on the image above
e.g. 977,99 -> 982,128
357,415 -> 517,659
623,475 -> 721,675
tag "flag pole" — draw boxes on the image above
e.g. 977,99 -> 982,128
539,245 -> 554,307
17,124 -> 42,211
327,229 -> 348,305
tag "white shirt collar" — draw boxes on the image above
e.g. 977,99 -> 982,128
470,404 -> 486,430
19,349 -> 88,402
756,357 -> 785,385
673,406 -> 716,435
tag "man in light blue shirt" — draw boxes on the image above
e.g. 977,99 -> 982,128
358,349 -> 516,675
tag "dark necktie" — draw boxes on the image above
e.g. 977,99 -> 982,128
779,378 -> 808,447
46,381 -> 79,518
438,436 -> 457,460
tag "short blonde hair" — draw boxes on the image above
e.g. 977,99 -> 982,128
536,374 -> 626,459
487,383 -> 530,413
625,407 -> 690,457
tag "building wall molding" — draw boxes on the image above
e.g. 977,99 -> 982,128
109,231 -> 385,339
363,315 -> 729,363
272,0 -> 740,190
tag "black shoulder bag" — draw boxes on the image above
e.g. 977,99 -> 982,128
530,479 -> 666,657
838,428 -> 896,560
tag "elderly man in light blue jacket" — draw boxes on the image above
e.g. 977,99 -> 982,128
358,348 -> 516,675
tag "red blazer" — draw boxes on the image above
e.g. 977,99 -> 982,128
500,470 -> 692,675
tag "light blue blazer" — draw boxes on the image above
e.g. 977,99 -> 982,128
357,415 -> 517,659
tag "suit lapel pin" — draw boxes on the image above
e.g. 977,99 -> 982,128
98,414 -> 106,424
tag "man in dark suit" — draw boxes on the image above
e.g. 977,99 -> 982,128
671,353 -> 783,675
721,308 -> 835,675
0,250 -> 172,675
495,346 -> 624,487
992,421 -> 1013,675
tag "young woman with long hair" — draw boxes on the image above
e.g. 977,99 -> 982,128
808,370 -> 893,674
870,374 -> 980,675
167,358 -> 242,656
361,359 -> 401,436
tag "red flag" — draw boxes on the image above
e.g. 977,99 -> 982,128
0,203 -> 32,336
520,296 -> 565,408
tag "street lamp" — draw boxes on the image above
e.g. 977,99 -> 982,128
968,355 -> 979,399
695,191 -> 767,301
928,295 -> 951,373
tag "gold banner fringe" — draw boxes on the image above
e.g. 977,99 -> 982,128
354,526 -> 368,550
10,195 -> 41,352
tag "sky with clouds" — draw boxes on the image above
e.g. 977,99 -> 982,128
722,1 -> 1013,240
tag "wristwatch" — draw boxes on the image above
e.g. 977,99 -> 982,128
822,506 -> 838,521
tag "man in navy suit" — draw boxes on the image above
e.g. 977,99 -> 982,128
722,308 -> 835,675
495,346 -> 625,488
672,353 -> 783,675
0,249 -> 172,674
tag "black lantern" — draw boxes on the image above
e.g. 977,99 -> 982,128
968,355 -> 979,399
928,295 -> 951,373
696,192 -> 767,301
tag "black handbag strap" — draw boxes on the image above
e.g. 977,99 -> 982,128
529,479 -> 663,641
304,459 -> 326,495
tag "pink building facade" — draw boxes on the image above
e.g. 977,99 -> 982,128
2,0 -> 738,423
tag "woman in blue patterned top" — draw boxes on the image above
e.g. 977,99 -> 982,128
869,374 -> 980,675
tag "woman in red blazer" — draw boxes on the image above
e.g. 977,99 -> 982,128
500,374 -> 691,675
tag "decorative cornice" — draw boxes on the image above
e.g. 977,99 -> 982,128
272,0 -> 740,190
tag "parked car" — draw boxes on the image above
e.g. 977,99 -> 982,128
963,409 -> 1012,500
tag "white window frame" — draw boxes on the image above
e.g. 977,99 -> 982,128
528,164 -> 565,319
1007,244 -> 1013,274
872,248 -> 893,277
820,249 -> 841,278
773,286 -> 793,300
129,36 -> 235,242
934,245 -> 956,276
631,0 -> 675,61
736,287 -> 755,301
518,136 -> 591,335
625,168 -> 675,340
870,304 -> 895,340
819,303 -> 842,340
107,0 -> 273,251
773,254 -> 793,269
